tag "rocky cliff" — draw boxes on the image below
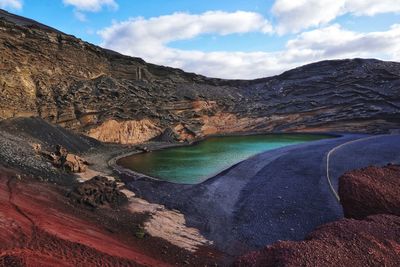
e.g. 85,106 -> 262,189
1,9 -> 399,144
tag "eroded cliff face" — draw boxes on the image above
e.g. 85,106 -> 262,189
87,119 -> 162,144
1,9 -> 400,144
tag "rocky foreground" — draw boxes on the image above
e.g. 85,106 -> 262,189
0,118 -> 223,266
0,167 -> 223,266
234,164 -> 400,266
340,164 -> 400,219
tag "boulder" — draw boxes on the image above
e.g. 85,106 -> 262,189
33,144 -> 88,173
68,176 -> 128,209
63,154 -> 88,173
339,164 -> 400,219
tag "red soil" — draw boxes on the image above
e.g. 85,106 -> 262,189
234,214 -> 400,267
339,164 -> 400,219
0,167 -> 222,266
234,164 -> 400,266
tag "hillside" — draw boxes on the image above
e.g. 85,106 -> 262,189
1,9 -> 399,144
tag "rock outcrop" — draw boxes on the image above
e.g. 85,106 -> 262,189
68,176 -> 128,209
87,119 -> 162,144
339,164 -> 400,219
34,144 -> 88,173
0,9 -> 399,144
0,117 -> 99,184
152,127 -> 180,143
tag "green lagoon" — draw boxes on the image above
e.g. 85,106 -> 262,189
118,134 -> 332,184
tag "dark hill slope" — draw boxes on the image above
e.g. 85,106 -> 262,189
0,9 -> 399,143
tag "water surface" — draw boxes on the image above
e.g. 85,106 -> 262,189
118,134 -> 332,184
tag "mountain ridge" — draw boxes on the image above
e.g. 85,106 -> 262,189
1,9 -> 399,144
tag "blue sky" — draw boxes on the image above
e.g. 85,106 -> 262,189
1,0 -> 400,79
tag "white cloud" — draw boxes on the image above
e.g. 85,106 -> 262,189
272,0 -> 345,34
272,0 -> 400,34
344,0 -> 400,16
99,12 -> 400,79
100,11 -> 272,44
287,24 -> 400,59
99,11 -> 275,78
73,10 -> 86,21
63,0 -> 117,12
0,0 -> 22,10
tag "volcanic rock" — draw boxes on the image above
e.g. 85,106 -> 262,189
234,164 -> 400,266
0,255 -> 25,267
0,9 -> 399,145
339,164 -> 400,219
0,167 -> 220,266
152,127 -> 180,142
234,214 -> 400,267
34,144 -> 88,173
68,176 -> 128,209
54,145 -> 88,173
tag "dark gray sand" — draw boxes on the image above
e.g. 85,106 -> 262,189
119,134 -> 400,255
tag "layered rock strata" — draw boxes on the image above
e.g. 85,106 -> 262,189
1,9 -> 399,144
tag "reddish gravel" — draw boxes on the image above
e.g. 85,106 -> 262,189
234,164 -> 400,266
339,164 -> 400,219
234,214 -> 400,267
0,167 -> 223,266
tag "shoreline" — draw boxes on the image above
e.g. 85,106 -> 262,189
116,133 -> 400,255
82,131 -> 400,256
109,131 -> 341,186
1,115 -> 399,264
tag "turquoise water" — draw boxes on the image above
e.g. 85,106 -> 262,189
118,134 -> 332,184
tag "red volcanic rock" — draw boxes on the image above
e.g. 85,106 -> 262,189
234,214 -> 400,267
235,165 -> 400,267
0,168 -> 160,266
0,255 -> 25,267
339,164 -> 400,219
0,167 -> 222,266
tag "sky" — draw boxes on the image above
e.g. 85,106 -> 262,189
1,0 -> 400,79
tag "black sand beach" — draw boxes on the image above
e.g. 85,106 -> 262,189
119,133 -> 400,255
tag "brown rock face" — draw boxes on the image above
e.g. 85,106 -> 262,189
34,144 -> 88,173
1,9 -> 400,144
339,164 -> 400,219
200,112 -> 268,135
87,119 -> 162,144
63,154 -> 88,173
234,214 -> 400,267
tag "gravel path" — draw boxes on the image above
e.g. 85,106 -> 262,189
126,133 -> 400,255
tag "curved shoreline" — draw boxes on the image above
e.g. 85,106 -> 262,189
119,133 -> 400,256
110,132 -> 340,185
324,134 -> 397,202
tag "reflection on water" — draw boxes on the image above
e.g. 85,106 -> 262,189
118,134 -> 332,184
